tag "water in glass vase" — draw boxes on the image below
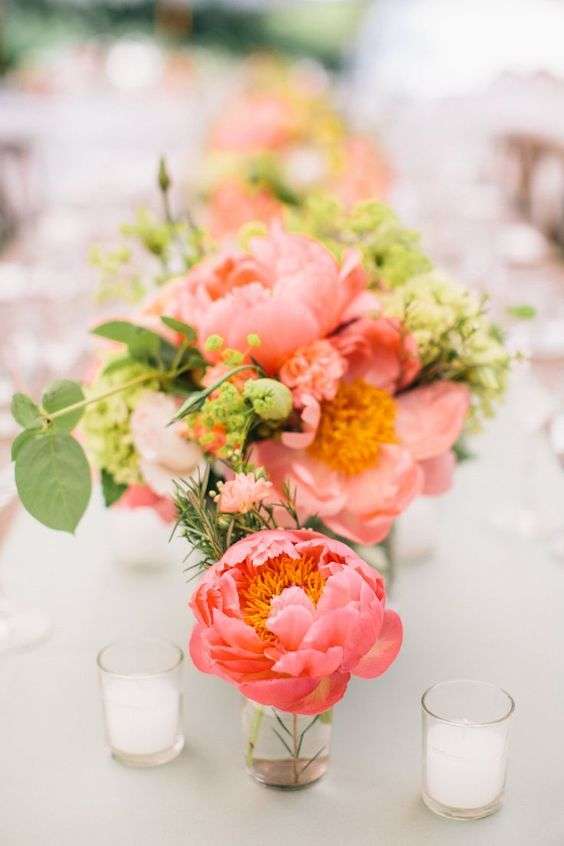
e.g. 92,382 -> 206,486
242,698 -> 332,789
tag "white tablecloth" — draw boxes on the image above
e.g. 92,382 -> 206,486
1,377 -> 563,846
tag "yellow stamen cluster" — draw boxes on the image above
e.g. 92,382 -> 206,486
240,553 -> 325,639
308,380 -> 397,476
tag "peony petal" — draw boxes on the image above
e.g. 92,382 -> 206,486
267,593 -> 316,651
189,624 -> 214,674
396,381 -> 470,461
239,677 -> 318,711
420,450 -> 456,495
351,610 -> 403,679
271,646 -> 344,678
289,671 -> 351,715
212,610 -> 265,654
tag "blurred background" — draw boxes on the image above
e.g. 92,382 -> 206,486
1,0 -> 564,552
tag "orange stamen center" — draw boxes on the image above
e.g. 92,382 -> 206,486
308,379 -> 397,476
239,553 -> 325,639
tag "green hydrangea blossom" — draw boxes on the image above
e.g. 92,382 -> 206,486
286,194 -> 432,288
81,360 -> 159,485
188,382 -> 253,465
383,272 -> 511,429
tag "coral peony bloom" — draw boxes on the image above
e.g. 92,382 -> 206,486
116,484 -> 177,524
254,318 -> 470,544
141,224 -> 372,375
208,179 -> 283,240
189,529 -> 402,714
216,473 -> 273,514
209,93 -> 298,154
130,392 -> 206,497
332,136 -> 393,207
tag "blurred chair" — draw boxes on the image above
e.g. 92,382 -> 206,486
0,136 -> 35,251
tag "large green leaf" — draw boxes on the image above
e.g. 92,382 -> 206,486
101,468 -> 127,507
11,429 -> 39,461
42,380 -> 85,431
15,433 -> 92,533
11,393 -> 41,429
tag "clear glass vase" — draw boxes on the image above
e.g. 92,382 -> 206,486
242,698 -> 332,789
106,504 -> 184,570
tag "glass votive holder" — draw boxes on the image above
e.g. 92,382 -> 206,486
97,637 -> 185,767
421,679 -> 515,820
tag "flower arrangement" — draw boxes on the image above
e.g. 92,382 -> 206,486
202,61 -> 392,240
7,64 -> 513,786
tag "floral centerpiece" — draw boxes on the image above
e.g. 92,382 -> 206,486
8,161 -> 510,787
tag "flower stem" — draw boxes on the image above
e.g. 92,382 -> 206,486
292,713 -> 299,785
42,372 -> 159,423
246,704 -> 264,769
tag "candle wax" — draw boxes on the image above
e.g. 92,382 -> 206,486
102,675 -> 180,756
425,723 -> 507,809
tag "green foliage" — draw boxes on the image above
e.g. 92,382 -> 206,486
15,433 -> 91,534
42,380 -> 85,431
174,466 -> 300,575
286,195 -> 432,288
452,437 -> 476,463
384,271 -> 511,429
11,429 -> 40,461
80,357 -> 159,488
160,316 -> 197,343
11,393 -> 41,429
506,304 -> 537,320
101,469 -> 127,508
92,319 -> 205,374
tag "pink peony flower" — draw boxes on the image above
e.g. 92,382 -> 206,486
130,392 -> 206,497
216,473 -> 273,514
209,93 -> 298,154
141,224 -> 374,375
208,179 -> 283,240
189,529 -> 402,714
254,319 -> 470,544
331,136 -> 393,207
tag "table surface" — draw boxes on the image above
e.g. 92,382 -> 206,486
1,374 -> 563,846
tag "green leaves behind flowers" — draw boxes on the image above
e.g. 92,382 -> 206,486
101,468 -> 127,507
92,319 -> 204,373
15,433 -> 91,533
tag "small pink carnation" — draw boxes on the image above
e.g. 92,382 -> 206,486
279,339 -> 347,408
216,473 -> 273,514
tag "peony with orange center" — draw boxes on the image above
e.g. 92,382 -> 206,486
189,529 -> 403,715
239,552 -> 326,639
308,380 -> 397,476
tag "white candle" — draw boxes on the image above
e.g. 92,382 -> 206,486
102,675 -> 181,756
425,722 -> 507,809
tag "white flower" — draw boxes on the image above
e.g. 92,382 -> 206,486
130,391 -> 206,497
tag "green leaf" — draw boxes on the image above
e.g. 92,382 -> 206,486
15,433 -> 91,533
42,380 -> 85,431
506,304 -> 537,320
160,316 -> 197,343
11,393 -> 41,429
319,709 -> 333,725
171,364 -> 260,423
92,320 -> 177,369
102,355 -> 135,376
11,429 -> 39,461
453,437 -> 476,463
101,468 -> 127,507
